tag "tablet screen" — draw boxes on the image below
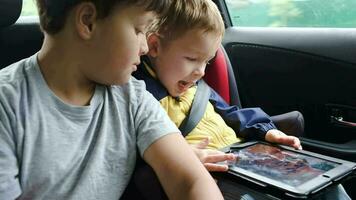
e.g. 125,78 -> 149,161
229,144 -> 339,187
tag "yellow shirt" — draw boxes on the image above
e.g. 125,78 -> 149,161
160,86 -> 242,149
143,61 -> 242,149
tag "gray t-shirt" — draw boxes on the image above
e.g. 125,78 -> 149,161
0,54 -> 179,200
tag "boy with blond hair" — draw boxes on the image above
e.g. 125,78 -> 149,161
0,0 -> 225,199
136,0 -> 300,171
133,0 -> 351,199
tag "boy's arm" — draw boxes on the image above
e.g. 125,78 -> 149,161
209,88 -> 276,140
143,133 -> 223,200
209,88 -> 301,149
0,104 -> 22,199
134,84 -> 223,200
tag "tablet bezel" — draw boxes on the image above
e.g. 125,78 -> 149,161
222,141 -> 356,198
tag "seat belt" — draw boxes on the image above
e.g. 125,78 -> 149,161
179,80 -> 211,137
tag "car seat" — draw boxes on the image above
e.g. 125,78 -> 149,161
204,45 -> 304,137
0,0 -> 43,70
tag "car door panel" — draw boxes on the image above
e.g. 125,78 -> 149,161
221,24 -> 356,198
222,27 -> 356,160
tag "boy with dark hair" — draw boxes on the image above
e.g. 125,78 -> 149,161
0,1 -> 224,199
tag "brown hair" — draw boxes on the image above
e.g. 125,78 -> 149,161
149,0 -> 225,42
35,0 -> 171,34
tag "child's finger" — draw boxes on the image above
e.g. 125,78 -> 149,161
265,129 -> 285,143
292,137 -> 302,150
204,163 -> 229,172
266,130 -> 303,149
204,153 -> 236,163
277,136 -> 302,150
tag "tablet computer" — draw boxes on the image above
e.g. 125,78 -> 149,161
219,141 -> 356,199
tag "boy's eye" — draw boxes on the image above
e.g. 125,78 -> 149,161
135,27 -> 147,35
135,28 -> 143,34
185,57 -> 197,62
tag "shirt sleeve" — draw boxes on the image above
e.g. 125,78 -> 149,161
0,101 -> 22,200
209,89 -> 277,140
134,83 -> 180,157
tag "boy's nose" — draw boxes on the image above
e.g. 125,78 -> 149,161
139,37 -> 149,56
193,65 -> 206,78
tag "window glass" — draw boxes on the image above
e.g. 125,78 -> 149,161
21,0 -> 38,17
226,0 -> 356,27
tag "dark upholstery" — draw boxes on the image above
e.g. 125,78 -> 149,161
204,46 -> 241,107
0,21 -> 43,69
0,0 -> 43,69
0,0 -> 22,28
204,45 -> 304,137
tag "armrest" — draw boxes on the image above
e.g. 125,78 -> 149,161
300,137 -> 356,162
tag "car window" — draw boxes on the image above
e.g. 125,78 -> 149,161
225,0 -> 356,28
21,0 -> 38,17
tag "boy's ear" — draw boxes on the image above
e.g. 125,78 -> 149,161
147,33 -> 161,58
75,2 -> 97,40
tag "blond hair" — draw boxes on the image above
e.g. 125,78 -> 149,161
150,0 -> 225,42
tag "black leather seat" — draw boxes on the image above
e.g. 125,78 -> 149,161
204,46 -> 305,137
0,0 -> 43,69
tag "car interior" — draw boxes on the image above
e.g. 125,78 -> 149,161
1,0 -> 356,198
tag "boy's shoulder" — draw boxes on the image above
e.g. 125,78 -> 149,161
0,56 -> 34,98
0,56 -> 38,110
0,57 -> 31,85
111,76 -> 147,96
108,76 -> 153,108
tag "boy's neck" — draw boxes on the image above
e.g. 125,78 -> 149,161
37,35 -> 96,106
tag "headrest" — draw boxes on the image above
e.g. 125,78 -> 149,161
204,47 -> 231,104
0,0 -> 23,28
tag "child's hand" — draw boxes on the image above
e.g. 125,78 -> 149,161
265,129 -> 302,150
190,138 -> 236,172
